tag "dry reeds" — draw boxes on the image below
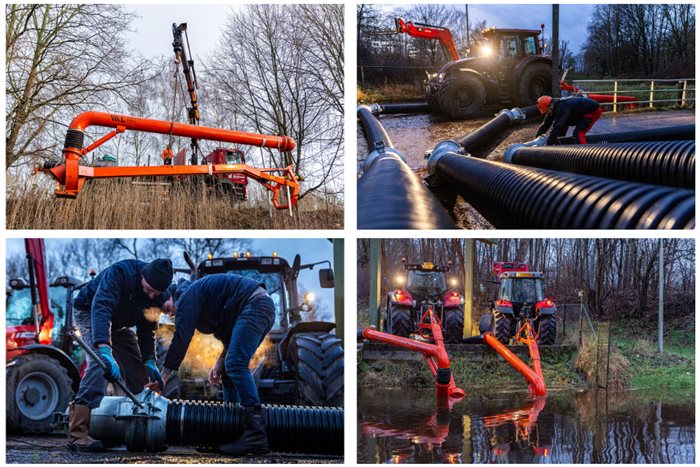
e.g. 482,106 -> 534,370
6,178 -> 343,230
575,336 -> 631,389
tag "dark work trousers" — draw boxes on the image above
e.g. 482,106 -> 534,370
221,295 -> 276,407
573,107 -> 604,144
72,308 -> 149,408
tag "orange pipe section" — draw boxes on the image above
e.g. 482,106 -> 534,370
482,331 -> 546,397
362,327 -> 451,369
67,112 -> 295,151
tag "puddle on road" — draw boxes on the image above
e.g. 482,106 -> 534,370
358,387 -> 695,464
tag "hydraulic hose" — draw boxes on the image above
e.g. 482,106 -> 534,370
556,124 -> 695,145
165,400 -> 343,455
508,140 -> 695,189
427,153 -> 695,229
454,105 -> 540,156
357,106 -> 456,229
370,102 -> 432,115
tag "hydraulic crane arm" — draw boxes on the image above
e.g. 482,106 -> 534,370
39,111 -> 299,209
172,22 -> 201,164
395,18 -> 460,61
24,239 -> 54,344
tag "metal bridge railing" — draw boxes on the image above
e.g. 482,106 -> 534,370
568,78 -> 696,112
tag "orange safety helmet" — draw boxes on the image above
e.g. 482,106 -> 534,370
537,95 -> 553,114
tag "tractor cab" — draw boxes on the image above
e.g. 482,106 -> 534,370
404,261 -> 450,301
476,27 -> 544,61
497,271 -> 546,319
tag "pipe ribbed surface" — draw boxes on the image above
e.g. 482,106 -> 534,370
431,153 -> 694,229
166,400 -> 343,455
509,140 -> 695,188
556,124 -> 695,145
455,105 -> 540,156
358,105 -> 393,151
379,102 -> 432,114
358,156 -> 456,229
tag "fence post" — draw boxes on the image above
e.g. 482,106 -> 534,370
613,81 -> 618,113
579,301 -> 584,347
649,80 -> 655,109
682,80 -> 687,108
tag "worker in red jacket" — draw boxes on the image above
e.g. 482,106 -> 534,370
535,95 -> 603,144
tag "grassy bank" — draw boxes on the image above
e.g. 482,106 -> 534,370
357,84 -> 423,104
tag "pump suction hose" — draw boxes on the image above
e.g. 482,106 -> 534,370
427,153 -> 694,229
556,124 -> 695,145
507,140 -> 695,189
357,105 -> 455,229
369,102 -> 432,115
453,105 -> 540,156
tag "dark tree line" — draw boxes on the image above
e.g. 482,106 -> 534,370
358,239 -> 694,323
581,4 -> 695,77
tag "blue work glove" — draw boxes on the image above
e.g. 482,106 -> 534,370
144,358 -> 164,390
96,346 -> 121,382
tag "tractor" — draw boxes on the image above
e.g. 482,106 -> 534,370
160,250 -> 344,407
423,26 -> 552,119
6,239 -> 86,434
489,262 -> 557,346
383,258 -> 464,344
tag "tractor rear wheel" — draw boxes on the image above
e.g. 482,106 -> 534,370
537,315 -> 557,345
492,310 -> 515,345
443,307 -> 464,344
7,353 -> 74,434
288,332 -> 344,407
517,62 -> 552,107
386,303 -> 412,338
438,73 -> 486,119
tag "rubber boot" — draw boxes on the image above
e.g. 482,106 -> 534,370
219,405 -> 270,456
67,403 -> 104,452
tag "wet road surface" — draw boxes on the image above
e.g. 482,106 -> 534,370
357,109 -> 695,229
6,435 -> 342,464
358,387 -> 695,464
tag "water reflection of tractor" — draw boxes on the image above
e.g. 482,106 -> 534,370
6,239 -> 86,434
489,261 -> 557,346
383,258 -> 464,344
160,251 -> 343,407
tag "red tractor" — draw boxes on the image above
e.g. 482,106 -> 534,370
383,259 -> 464,344
6,239 -> 85,433
489,262 -> 557,346
202,148 -> 248,200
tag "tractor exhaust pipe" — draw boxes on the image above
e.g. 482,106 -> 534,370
88,390 -> 343,455
426,153 -> 694,229
357,105 -> 455,229
556,124 -> 695,145
506,140 -> 695,188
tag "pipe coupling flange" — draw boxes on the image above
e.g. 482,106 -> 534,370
498,107 -> 527,123
503,135 -> 547,163
369,103 -> 383,115
364,146 -> 406,169
427,140 -> 463,174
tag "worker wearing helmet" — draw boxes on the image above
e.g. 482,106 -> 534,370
535,95 -> 603,144
161,274 -> 275,456
68,258 -> 173,452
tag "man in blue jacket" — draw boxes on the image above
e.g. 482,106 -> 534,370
535,95 -> 603,144
161,274 -> 276,455
67,258 -> 173,452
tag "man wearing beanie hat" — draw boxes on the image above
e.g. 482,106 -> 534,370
67,258 -> 173,452
161,274 -> 275,455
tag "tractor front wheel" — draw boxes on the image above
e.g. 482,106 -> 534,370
7,353 -> 74,434
492,310 -> 515,345
443,307 -> 464,344
288,332 -> 344,407
386,303 -> 412,338
438,73 -> 486,119
537,315 -> 557,345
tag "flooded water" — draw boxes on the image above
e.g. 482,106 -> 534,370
358,388 -> 695,464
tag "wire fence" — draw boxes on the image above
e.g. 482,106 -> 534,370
567,78 -> 696,112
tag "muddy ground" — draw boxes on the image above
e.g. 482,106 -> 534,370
6,435 -> 342,464
357,108 -> 695,229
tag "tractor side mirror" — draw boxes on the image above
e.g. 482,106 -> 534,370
319,268 -> 334,288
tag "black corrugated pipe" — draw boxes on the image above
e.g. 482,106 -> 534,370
163,400 -> 343,455
369,102 -> 432,115
450,105 -> 541,157
357,106 -> 456,229
427,152 -> 694,229
507,140 -> 695,189
556,124 -> 695,145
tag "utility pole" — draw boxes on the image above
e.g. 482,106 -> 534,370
465,5 -> 470,57
463,239 -> 474,337
369,239 -> 381,328
333,239 -> 344,343
658,239 -> 664,353
551,4 -> 560,97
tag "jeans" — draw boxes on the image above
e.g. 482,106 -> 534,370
221,295 -> 275,407
72,308 -> 148,408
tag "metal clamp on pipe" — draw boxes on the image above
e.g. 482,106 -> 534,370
503,135 -> 547,163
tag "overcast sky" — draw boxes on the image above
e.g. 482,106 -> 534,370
382,4 -> 596,55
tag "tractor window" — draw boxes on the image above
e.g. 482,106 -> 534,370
500,35 -> 519,59
406,270 -> 447,297
523,36 -> 537,55
500,278 -> 544,303
6,286 -> 69,341
224,270 -> 284,330
226,151 -> 243,164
